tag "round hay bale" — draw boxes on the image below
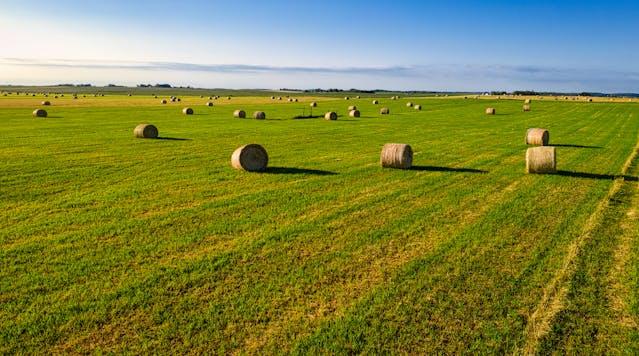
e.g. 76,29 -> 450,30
233,109 -> 246,118
526,146 -> 556,174
227,96 -> 231,100
253,111 -> 266,120
209,96 -> 213,100
324,112 -> 337,120
33,109 -> 47,118
54,96 -> 58,99
587,98 -> 593,102
356,95 -> 361,99
524,99 -> 531,104
414,104 -> 422,110
348,105 -> 357,111
41,101 -> 51,106
526,128 -> 549,146
406,102 -> 413,107
154,95 -> 158,99
310,102 -> 317,107
171,97 -> 177,102
206,102 -> 213,107
231,144 -> 268,172
288,98 -> 293,102
485,107 -> 496,115
182,107 -> 194,115
349,109 -> 360,118
380,143 -> 412,169
161,99 -> 167,104
344,96 -> 350,100
200,95 -> 204,98
294,98 -> 298,102
271,96 -> 275,100
177,98 -> 182,102
380,107 -> 390,115
523,104 -> 531,112
133,124 -> 159,139
372,100 -> 379,105
278,97 -> 282,100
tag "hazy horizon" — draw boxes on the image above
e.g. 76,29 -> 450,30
2,0 -> 638,92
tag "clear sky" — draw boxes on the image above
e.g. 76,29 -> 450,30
1,0 -> 638,92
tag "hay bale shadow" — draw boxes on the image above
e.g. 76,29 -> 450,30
411,165 -> 487,173
552,144 -> 602,149
157,137 -> 191,141
264,167 -> 337,175
553,170 -> 637,181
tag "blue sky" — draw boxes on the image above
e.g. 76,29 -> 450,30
1,0 -> 638,92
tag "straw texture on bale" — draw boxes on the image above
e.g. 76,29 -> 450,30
133,124 -> 159,139
41,101 -> 50,106
380,107 -> 390,115
231,144 -> 268,172
233,109 -> 246,118
485,107 -> 496,115
406,102 -> 413,107
523,104 -> 531,112
254,111 -> 266,120
310,102 -> 317,107
372,100 -> 379,104
526,147 -> 556,174
33,109 -> 47,118
206,102 -> 213,107
324,112 -> 337,120
380,143 -> 413,169
414,104 -> 422,110
526,128 -> 550,146
182,107 -> 194,115
348,105 -> 357,111
349,110 -> 360,118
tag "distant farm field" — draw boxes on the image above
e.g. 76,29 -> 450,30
1,93 -> 638,353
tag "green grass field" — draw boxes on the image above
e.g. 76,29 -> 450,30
1,92 -> 638,353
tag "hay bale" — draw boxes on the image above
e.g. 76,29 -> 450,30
177,98 -> 182,102
227,96 -> 231,100
206,102 -> 213,107
380,143 -> 412,169
33,109 -> 47,118
524,99 -> 531,104
526,128 -> 549,146
587,98 -> 593,102
414,104 -> 422,110
310,102 -> 317,107
41,101 -> 51,106
253,111 -> 266,120
380,107 -> 390,115
294,98 -> 298,102
356,95 -> 361,99
348,105 -> 357,111
161,99 -> 167,104
344,96 -> 350,100
406,102 -> 413,107
171,97 -> 177,102
288,98 -> 293,102
271,96 -> 275,100
324,112 -> 337,120
523,104 -> 531,112
54,96 -> 58,99
278,97 -> 282,100
526,146 -> 556,174
182,107 -> 194,115
234,109 -> 246,118
349,109 -> 360,118
485,107 -> 496,115
231,144 -> 268,172
372,100 -> 379,104
133,124 -> 159,139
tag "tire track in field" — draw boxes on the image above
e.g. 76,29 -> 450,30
520,128 -> 639,354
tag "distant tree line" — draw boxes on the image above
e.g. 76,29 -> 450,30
137,84 -> 173,88
56,84 -> 92,87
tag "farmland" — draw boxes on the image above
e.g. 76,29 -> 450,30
1,92 -> 638,353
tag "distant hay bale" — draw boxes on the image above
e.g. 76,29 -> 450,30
209,96 -> 213,100
278,97 -> 282,100
310,102 -> 317,107
485,107 -> 496,115
33,109 -> 47,118
349,109 -> 360,118
587,98 -> 593,102
523,104 -> 531,112
380,107 -> 390,115
133,124 -> 159,139
177,98 -> 181,102
253,111 -> 266,120
231,144 -> 268,172
324,111 -> 337,120
372,100 -> 379,104
200,95 -> 204,98
54,96 -> 58,99
294,98 -> 298,102
288,98 -> 293,102
154,95 -> 158,99
41,101 -> 50,106
206,102 -> 213,107
161,99 -> 167,104
128,93 -> 132,97
380,143 -> 412,169
406,102 -> 413,107
271,96 -> 275,100
348,105 -> 357,111
526,128 -> 549,146
524,99 -> 531,104
526,146 -> 556,174
227,96 -> 231,100
344,96 -> 350,100
414,104 -> 422,110
182,107 -> 194,115
233,109 -> 246,118
356,95 -> 361,99
170,98 -> 177,102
